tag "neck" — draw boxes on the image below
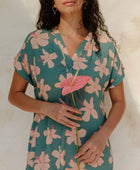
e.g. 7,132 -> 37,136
57,12 -> 89,38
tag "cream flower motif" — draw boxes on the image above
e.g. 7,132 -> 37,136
61,57 -> 66,67
54,73 -> 73,88
54,38 -> 68,55
65,159 -> 86,170
37,79 -> 51,101
26,151 -> 35,168
108,49 -> 115,59
84,39 -> 99,56
99,100 -> 106,116
85,78 -> 101,97
14,51 -> 22,70
108,79 -> 115,89
30,30 -> 49,49
97,34 -> 112,43
118,62 -> 125,75
43,124 -> 61,144
102,81 -> 109,92
94,58 -> 110,78
22,53 -> 31,74
40,49 -> 58,68
72,53 -> 88,70
33,113 -> 46,123
29,126 -> 40,147
109,49 -> 118,70
88,153 -> 104,168
80,97 -> 98,121
51,26 -> 59,35
51,145 -> 66,169
108,148 -> 113,164
34,152 -> 50,170
21,42 -> 26,50
65,128 -> 86,146
30,56 -> 40,83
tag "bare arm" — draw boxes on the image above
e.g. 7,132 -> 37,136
98,80 -> 126,140
8,70 -> 47,114
8,70 -> 82,129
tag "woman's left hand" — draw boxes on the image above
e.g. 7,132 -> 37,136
74,130 -> 109,164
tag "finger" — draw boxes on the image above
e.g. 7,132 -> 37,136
79,149 -> 92,160
81,151 -> 97,163
88,154 -> 100,164
62,116 -> 80,128
66,112 -> 82,121
78,149 -> 92,161
74,144 -> 89,159
59,118 -> 74,129
66,105 -> 82,115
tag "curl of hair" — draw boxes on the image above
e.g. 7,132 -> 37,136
36,0 -> 117,57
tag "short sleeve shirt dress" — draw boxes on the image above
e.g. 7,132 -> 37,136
13,26 -> 125,170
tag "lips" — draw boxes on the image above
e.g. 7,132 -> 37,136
63,1 -> 75,4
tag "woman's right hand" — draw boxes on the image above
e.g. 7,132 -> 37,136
43,102 -> 82,129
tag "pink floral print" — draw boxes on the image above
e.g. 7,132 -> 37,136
29,126 -> 40,147
43,124 -> 61,144
72,53 -> 88,70
30,56 -> 40,83
97,34 -> 112,43
108,148 -> 113,164
34,152 -> 50,170
100,100 -> 106,116
33,113 -> 46,123
85,78 -> 101,97
51,145 -> 66,169
54,73 -> 73,88
65,159 -> 86,170
94,58 -> 110,78
13,27 -> 125,170
118,62 -> 125,75
88,153 -> 104,168
65,127 -> 86,146
102,81 -> 109,92
54,38 -> 68,55
30,30 -> 49,49
26,151 -> 35,168
80,97 -> 98,121
40,49 -> 58,68
22,53 -> 31,74
14,51 -> 22,70
37,78 -> 51,101
84,39 -> 99,56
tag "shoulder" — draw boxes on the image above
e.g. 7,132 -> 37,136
96,33 -> 117,55
22,29 -> 54,50
97,33 -> 112,44
24,28 -> 53,42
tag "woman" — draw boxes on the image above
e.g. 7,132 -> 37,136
8,0 -> 126,169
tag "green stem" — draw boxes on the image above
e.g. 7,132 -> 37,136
71,91 -> 80,170
70,69 -> 79,86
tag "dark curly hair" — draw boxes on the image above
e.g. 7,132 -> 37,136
36,0 -> 117,56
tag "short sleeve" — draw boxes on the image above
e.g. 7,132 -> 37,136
13,33 -> 34,86
105,42 -> 125,91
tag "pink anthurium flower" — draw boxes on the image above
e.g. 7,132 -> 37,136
60,70 -> 91,95
60,69 -> 92,170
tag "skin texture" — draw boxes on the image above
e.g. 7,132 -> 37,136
8,0 -> 126,165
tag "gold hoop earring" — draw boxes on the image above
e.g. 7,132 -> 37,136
52,6 -> 57,15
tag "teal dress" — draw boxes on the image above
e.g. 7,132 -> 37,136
13,26 -> 125,170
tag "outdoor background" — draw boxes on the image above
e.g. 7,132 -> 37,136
0,0 -> 140,169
